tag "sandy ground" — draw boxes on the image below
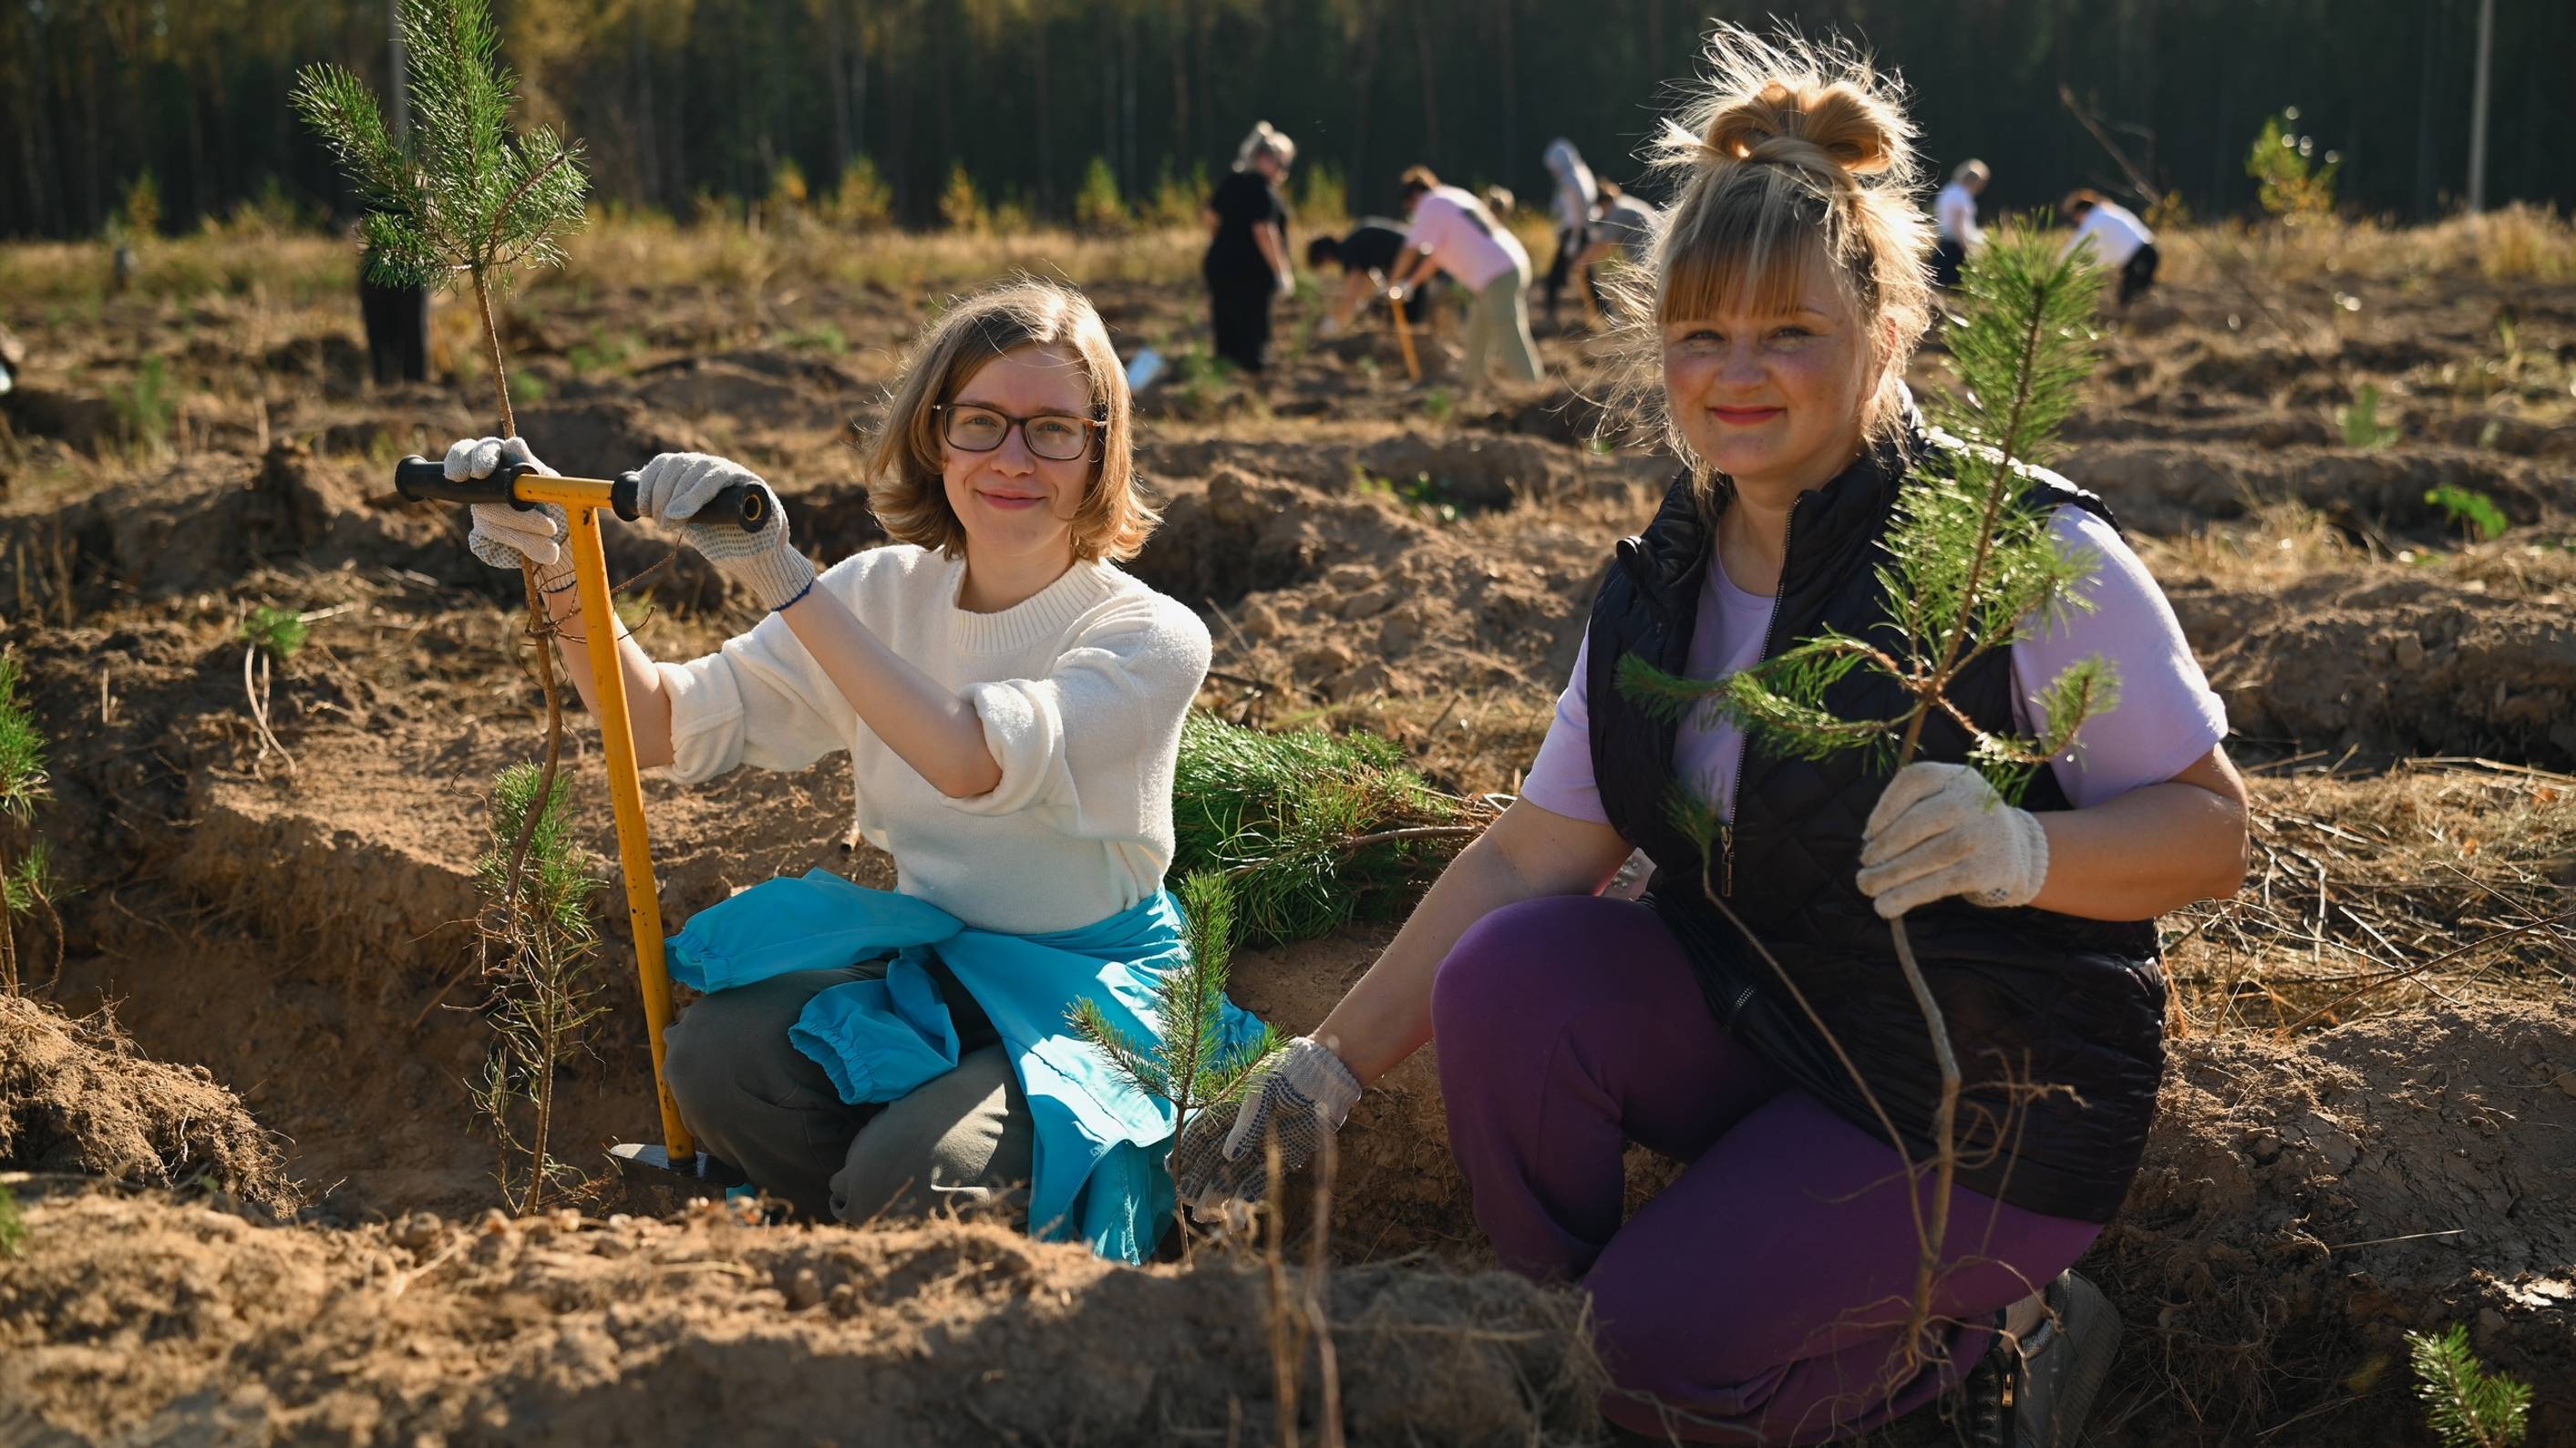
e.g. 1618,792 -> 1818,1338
1,222 -> 2572,1444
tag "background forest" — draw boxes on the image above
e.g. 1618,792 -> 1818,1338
6,0 -> 2573,241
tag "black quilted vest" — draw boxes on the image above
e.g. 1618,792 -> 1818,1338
1585,432 -> 2168,1223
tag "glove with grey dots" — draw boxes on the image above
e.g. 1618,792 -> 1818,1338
1170,1037 -> 1363,1216
446,436 -> 571,589
631,451 -> 818,611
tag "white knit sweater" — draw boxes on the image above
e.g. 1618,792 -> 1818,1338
654,545 -> 1211,936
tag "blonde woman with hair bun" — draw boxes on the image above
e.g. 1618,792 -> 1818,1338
1205,120 -> 1298,371
1180,26 -> 2247,1445
441,278 -> 1261,1266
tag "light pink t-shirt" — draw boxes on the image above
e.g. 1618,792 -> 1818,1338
1522,508 -> 2228,825
1403,186 -> 1530,291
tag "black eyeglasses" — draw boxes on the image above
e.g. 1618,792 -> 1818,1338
933,403 -> 1105,462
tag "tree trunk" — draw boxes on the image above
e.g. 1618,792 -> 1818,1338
1497,0 -> 1516,190
1034,2 -> 1054,213
1413,4 -> 1438,162
1169,2 -> 1190,171
824,0 -> 851,179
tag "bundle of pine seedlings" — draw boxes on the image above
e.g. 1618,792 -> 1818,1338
1171,712 -> 1482,948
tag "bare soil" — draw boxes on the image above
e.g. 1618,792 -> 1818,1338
1,227 -> 2571,1444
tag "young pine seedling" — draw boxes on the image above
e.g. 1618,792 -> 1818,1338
1619,224 -> 2121,1352
1067,869 -> 1283,1248
0,652 -> 59,997
293,0 -> 585,437
2408,1323 -> 2531,1448
469,762 -> 606,1216
297,0 -> 592,1020
238,603 -> 308,775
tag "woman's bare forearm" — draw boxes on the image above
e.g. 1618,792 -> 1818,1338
2029,749 -> 2250,920
542,586 -> 675,768
1314,802 -> 1632,1084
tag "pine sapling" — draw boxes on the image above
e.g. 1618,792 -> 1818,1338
2408,1324 -> 2532,1448
0,1181 -> 24,1258
295,0 -> 591,1010
238,603 -> 309,776
1619,225 -> 2122,1360
0,653 -> 60,997
1067,869 -> 1283,1249
469,762 -> 606,1216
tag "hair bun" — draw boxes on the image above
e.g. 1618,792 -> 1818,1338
1701,77 -> 1897,188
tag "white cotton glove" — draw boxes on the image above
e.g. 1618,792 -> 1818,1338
631,451 -> 818,611
1170,1037 -> 1363,1216
1274,268 -> 1297,300
448,436 -> 572,590
1855,762 -> 2052,919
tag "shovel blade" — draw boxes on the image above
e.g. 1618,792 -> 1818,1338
608,1142 -> 745,1196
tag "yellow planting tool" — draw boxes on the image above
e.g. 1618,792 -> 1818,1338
395,454 -> 763,1190
1379,271 -> 1424,382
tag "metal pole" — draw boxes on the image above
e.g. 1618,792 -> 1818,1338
2467,0 -> 2493,212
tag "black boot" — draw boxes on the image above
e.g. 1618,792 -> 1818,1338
2012,1270 -> 2121,1447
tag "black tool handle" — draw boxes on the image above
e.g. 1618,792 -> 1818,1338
393,456 -> 768,532
605,471 -> 768,532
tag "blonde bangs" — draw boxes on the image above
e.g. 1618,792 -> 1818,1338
1654,168 -> 1851,324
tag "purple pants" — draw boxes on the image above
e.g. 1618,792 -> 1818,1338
1431,896 -> 2106,1444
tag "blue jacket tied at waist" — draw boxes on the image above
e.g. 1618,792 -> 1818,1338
666,870 -> 1268,1264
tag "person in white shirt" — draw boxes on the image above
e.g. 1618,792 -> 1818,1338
1540,138 -> 1601,325
440,280 -> 1248,1258
1386,164 -> 1543,389
1931,158 -> 1987,288
2061,189 -> 2160,308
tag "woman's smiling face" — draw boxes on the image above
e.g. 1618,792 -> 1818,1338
1660,262 -> 1879,499
939,342 -> 1097,567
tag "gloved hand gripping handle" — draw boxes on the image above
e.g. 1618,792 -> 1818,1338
392,455 -> 769,530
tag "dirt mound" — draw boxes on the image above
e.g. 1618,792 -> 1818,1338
2100,1003 -> 2576,1443
0,1194 -> 1609,1447
2167,565 -> 2576,765
2067,441 -> 2559,539
0,995 -> 296,1217
1133,467 -> 1617,701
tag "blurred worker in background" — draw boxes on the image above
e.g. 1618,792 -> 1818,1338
2062,189 -> 2160,309
1309,220 -> 1438,337
1203,122 -> 1298,372
1932,158 -> 1988,288
1540,138 -> 1601,326
1387,165 -> 1541,389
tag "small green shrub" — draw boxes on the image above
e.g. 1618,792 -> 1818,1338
240,605 -> 310,661
938,163 -> 990,233
113,358 -> 176,453
2248,108 -> 2340,224
2426,485 -> 2509,542
2338,382 -> 2401,449
825,156 -> 894,231
0,1182 -> 25,1258
1074,156 -> 1130,234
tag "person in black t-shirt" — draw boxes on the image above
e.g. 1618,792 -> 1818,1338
1307,220 -> 1438,335
1202,122 -> 1297,372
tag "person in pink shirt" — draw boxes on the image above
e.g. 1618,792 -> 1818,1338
1179,24 -> 2249,1448
1386,164 -> 1544,390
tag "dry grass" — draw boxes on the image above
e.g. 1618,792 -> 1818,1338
2166,758 -> 2576,1037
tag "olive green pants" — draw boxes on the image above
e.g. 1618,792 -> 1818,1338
662,958 -> 1036,1226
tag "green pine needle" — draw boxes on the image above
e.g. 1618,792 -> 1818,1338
0,1183 -> 25,1259
475,762 -> 602,933
240,605 -> 310,662
2407,1324 -> 2531,1448
1172,711 -> 1465,947
0,653 -> 47,820
293,0 -> 589,296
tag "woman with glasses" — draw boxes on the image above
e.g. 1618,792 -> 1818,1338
436,280 -> 1255,1262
